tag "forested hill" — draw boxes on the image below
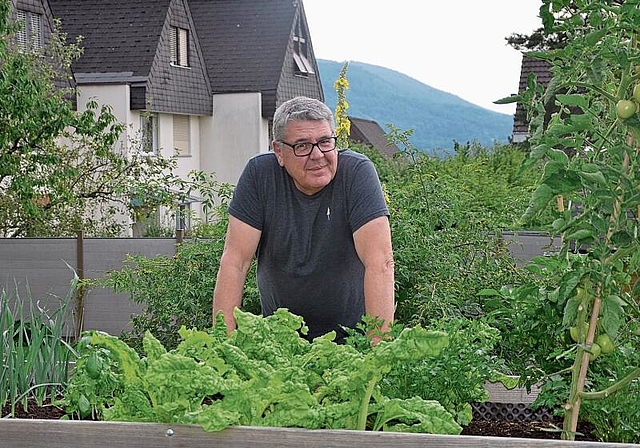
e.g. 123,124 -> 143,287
318,59 -> 515,153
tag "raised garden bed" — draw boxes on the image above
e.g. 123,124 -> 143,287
2,419 -> 638,448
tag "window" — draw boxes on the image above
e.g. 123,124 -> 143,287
292,17 -> 314,76
140,113 -> 159,154
173,115 -> 190,155
169,26 -> 189,67
16,10 -> 43,51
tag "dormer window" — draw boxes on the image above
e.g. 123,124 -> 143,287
170,26 -> 189,67
292,17 -> 313,76
16,9 -> 43,51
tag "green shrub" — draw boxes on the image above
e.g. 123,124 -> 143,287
95,220 -> 260,351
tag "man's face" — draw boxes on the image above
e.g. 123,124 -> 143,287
273,119 -> 338,195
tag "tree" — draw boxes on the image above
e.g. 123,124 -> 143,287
0,1 -> 181,237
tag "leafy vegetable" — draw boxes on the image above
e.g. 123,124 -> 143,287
63,309 -> 461,435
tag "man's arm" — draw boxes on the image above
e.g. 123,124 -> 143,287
353,215 -> 395,341
213,215 -> 261,334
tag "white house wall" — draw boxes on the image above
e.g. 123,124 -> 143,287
76,84 -> 133,155
75,84 -> 133,234
202,92 -> 270,187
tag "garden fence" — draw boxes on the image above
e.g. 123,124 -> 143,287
0,231 -> 560,337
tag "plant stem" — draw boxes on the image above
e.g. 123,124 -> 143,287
581,367 -> 640,400
357,376 -> 378,431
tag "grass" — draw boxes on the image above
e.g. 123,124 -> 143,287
1,278 -> 78,417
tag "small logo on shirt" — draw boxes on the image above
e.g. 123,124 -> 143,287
326,207 -> 331,221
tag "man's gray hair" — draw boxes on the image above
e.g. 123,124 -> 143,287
272,96 -> 336,141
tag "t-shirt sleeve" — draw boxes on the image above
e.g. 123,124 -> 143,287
228,158 -> 264,231
348,158 -> 389,233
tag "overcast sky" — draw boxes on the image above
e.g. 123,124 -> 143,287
303,0 -> 543,115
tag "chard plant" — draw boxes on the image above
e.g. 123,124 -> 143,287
62,309 -> 462,435
500,0 -> 640,440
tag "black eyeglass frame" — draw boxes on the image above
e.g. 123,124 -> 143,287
278,136 -> 337,157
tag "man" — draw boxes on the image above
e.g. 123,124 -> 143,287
213,96 -> 394,343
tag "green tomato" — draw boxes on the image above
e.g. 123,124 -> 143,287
616,99 -> 637,119
633,84 -> 640,103
588,343 -> 601,361
569,326 -> 579,342
596,333 -> 615,354
569,321 -> 589,342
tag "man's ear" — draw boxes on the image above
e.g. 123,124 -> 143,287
272,141 -> 284,166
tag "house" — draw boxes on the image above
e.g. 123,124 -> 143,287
348,116 -> 400,157
512,55 -> 553,143
11,0 -> 324,234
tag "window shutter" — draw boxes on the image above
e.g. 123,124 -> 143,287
178,28 -> 188,66
169,27 -> 177,64
16,10 -> 28,48
173,115 -> 190,155
30,13 -> 42,49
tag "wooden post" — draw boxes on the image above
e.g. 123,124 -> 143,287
75,230 -> 85,340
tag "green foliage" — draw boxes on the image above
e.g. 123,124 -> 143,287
533,344 -> 640,443
376,318 -> 503,426
62,309 -> 461,435
502,0 -> 640,438
582,367 -> 640,443
92,220 -> 260,351
1,279 -> 76,416
0,4 -> 189,237
366,136 -> 541,327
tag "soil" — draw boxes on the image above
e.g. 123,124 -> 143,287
1,400 -> 598,441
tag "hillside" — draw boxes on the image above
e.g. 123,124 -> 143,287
318,59 -> 514,153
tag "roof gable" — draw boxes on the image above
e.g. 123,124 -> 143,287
48,0 -> 171,78
188,0 -> 297,95
348,116 -> 400,157
49,0 -> 212,115
513,55 -> 553,137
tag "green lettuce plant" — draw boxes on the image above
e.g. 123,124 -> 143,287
62,309 -> 461,435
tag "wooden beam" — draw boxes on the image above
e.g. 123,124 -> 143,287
0,420 -> 636,448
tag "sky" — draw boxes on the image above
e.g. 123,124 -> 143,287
303,0 -> 543,115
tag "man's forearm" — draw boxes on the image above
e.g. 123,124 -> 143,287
212,263 -> 248,333
364,258 -> 395,335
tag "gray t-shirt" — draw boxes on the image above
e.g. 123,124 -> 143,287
228,149 -> 389,341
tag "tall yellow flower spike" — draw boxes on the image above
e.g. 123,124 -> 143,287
334,61 -> 351,148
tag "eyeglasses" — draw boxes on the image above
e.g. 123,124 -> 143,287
278,136 -> 337,157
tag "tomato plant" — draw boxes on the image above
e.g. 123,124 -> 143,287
501,0 -> 640,441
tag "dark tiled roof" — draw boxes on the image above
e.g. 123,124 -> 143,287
188,0 -> 296,95
48,0 -> 170,78
513,55 -> 553,136
348,116 -> 400,157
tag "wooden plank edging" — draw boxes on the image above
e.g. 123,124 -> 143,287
0,419 -> 637,448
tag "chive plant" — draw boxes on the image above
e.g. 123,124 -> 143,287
1,280 -> 77,417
